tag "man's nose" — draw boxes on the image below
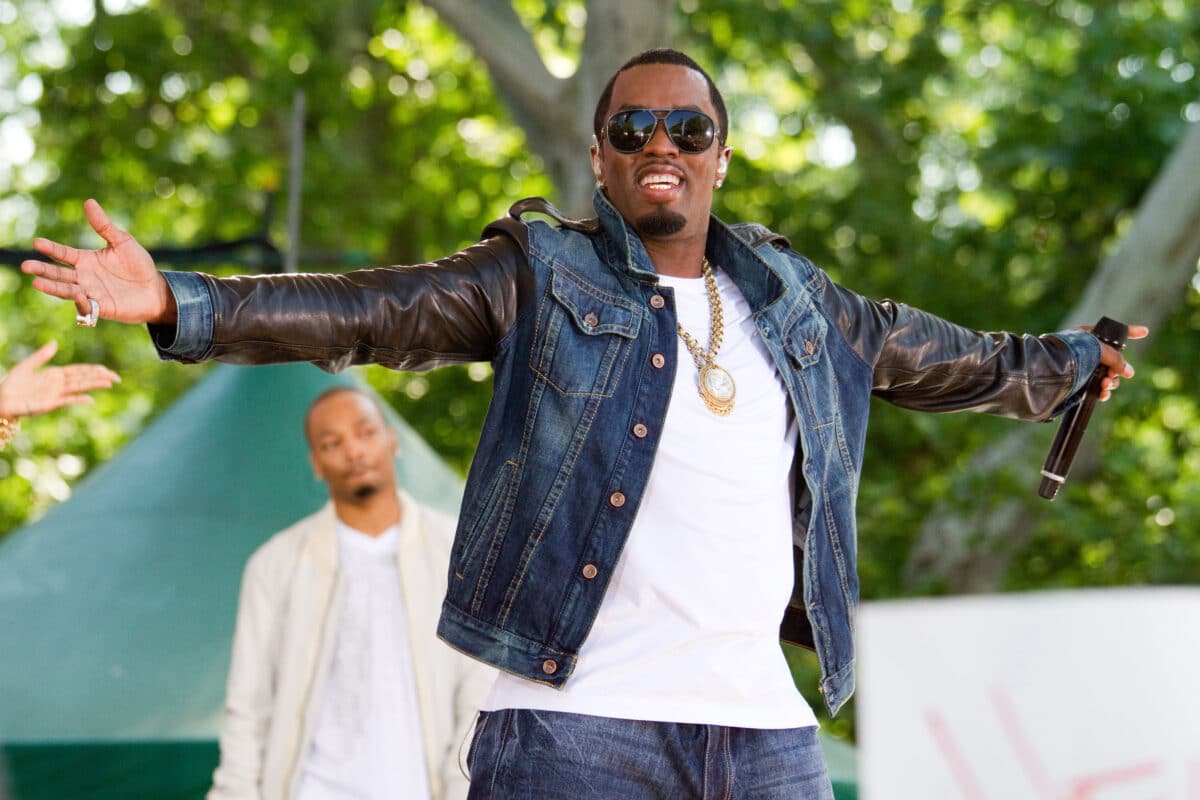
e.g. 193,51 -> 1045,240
644,118 -> 678,155
345,437 -> 370,460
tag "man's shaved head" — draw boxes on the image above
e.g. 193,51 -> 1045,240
303,387 -> 387,447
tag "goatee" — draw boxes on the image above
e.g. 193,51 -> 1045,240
635,207 -> 687,238
353,483 -> 381,501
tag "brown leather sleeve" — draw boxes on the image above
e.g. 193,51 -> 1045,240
821,278 -> 1083,420
199,227 -> 531,373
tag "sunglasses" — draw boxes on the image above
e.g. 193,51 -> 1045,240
601,107 -> 718,154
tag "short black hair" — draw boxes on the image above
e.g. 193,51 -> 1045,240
303,386 -> 387,445
592,48 -> 728,147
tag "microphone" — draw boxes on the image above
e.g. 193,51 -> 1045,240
1038,316 -> 1129,500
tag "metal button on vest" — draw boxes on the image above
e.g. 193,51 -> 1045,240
609,492 -> 626,508
806,339 -> 816,355
542,659 -> 557,675
583,312 -> 599,327
632,423 -> 648,438
581,564 -> 598,580
651,353 -> 666,369
649,294 -> 665,309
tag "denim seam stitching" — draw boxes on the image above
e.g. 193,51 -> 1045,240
487,708 -> 516,796
549,259 -> 645,313
455,459 -> 518,582
821,486 -> 856,615
548,272 -> 641,336
468,464 -> 522,616
529,278 -> 636,398
497,389 -> 605,631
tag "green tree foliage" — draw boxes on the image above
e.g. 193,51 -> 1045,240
3,0 -> 1199,741
1,0 -> 555,518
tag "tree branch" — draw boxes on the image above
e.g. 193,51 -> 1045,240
420,0 -> 558,115
577,0 -> 674,116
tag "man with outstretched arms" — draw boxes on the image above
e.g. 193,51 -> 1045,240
26,49 -> 1144,798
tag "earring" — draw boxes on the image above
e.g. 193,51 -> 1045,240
714,178 -> 724,188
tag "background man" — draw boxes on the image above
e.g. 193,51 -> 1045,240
25,49 -> 1143,798
208,387 -> 491,800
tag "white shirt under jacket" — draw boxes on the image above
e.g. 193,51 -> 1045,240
208,490 -> 494,800
484,268 -> 816,730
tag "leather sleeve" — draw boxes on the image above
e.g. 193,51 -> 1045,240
196,222 -> 531,372
819,277 -> 1098,421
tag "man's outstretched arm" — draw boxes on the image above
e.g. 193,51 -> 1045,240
819,275 -> 1146,417
23,200 -> 532,373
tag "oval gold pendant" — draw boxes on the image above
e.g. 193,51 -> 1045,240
698,364 -> 736,416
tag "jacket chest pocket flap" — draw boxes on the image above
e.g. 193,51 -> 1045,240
783,314 -> 827,370
783,314 -> 844,433
531,270 -> 642,398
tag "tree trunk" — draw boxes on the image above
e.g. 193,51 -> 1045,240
424,0 -> 674,216
905,121 -> 1200,592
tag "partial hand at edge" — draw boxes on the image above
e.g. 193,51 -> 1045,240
0,340 -> 121,420
20,199 -> 178,325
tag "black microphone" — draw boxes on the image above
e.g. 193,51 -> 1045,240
1038,316 -> 1129,500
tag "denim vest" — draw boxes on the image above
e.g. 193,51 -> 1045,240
437,191 -> 868,715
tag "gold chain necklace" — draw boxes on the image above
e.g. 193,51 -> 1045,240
676,258 -> 736,416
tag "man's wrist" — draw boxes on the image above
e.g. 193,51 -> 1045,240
155,274 -> 179,325
149,271 -> 215,361
0,414 -> 20,450
0,383 -> 18,422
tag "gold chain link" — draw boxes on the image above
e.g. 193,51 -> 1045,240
676,258 -> 723,370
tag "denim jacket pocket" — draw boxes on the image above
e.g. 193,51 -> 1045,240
782,315 -> 827,371
530,269 -> 642,398
454,459 -> 520,580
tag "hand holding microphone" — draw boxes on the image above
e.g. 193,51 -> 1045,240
1038,316 -> 1143,500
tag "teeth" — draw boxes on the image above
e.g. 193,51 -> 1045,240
640,173 -> 680,188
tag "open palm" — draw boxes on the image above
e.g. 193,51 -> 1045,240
0,341 -> 120,420
21,199 -> 174,325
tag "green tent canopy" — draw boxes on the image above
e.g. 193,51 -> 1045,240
0,363 -> 857,799
0,364 -> 463,798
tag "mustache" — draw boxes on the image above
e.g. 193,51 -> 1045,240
637,158 -> 681,172
342,460 -> 376,477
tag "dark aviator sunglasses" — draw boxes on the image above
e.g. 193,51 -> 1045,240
601,108 -> 718,154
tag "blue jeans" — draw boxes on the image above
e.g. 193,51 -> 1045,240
466,709 -> 835,799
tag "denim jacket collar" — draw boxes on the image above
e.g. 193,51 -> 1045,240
592,188 -> 790,314
593,190 -> 660,281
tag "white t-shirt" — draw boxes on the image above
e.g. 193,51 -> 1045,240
296,521 -> 432,800
483,266 -> 817,730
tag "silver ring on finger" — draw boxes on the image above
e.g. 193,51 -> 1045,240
76,298 -> 100,328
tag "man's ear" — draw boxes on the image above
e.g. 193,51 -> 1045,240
309,451 -> 324,482
717,146 -> 732,177
715,146 -> 732,188
590,136 -> 603,184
